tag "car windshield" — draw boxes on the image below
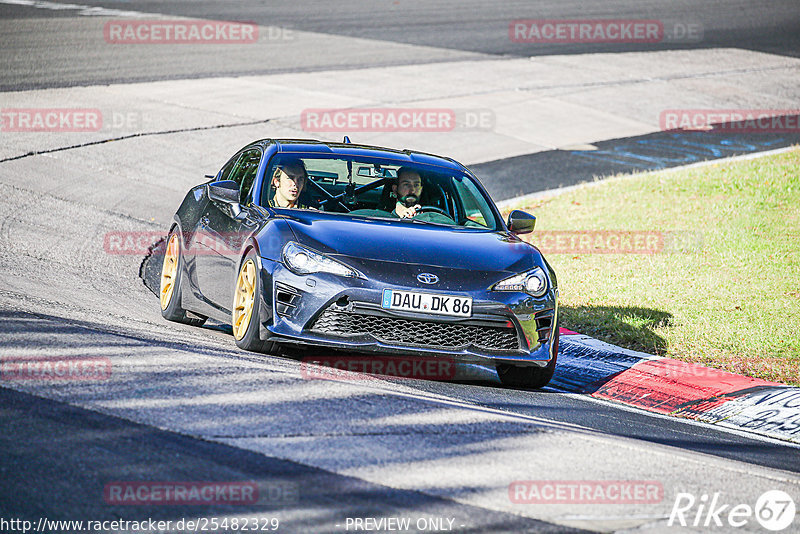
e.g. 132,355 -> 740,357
261,154 -> 500,231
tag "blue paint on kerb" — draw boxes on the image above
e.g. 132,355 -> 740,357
571,134 -> 785,170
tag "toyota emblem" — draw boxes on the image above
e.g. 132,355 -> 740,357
417,273 -> 439,284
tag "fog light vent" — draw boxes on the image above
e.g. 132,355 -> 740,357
534,309 -> 554,343
275,283 -> 301,317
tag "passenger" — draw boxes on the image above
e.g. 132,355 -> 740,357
269,160 -> 309,208
390,167 -> 424,218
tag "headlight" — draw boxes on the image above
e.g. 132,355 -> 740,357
493,267 -> 549,297
282,242 -> 362,278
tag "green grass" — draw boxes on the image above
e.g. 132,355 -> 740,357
506,148 -> 800,386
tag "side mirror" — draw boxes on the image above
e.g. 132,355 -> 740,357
207,180 -> 242,218
507,210 -> 536,235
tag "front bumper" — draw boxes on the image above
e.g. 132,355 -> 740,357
257,259 -> 558,368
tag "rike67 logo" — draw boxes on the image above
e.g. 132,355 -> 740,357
669,490 -> 796,531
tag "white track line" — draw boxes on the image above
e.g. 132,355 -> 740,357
0,0 -> 149,17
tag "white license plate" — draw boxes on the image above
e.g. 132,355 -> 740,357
381,289 -> 472,317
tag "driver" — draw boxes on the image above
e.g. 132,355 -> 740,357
391,167 -> 424,218
269,159 -> 309,209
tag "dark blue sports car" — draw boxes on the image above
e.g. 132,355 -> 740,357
158,139 -> 559,388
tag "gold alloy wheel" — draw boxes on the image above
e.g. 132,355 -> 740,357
159,234 -> 180,310
233,258 -> 257,340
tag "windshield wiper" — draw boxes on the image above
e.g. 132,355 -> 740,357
405,218 -> 454,227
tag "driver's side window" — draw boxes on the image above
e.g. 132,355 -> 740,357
217,154 -> 239,182
227,148 -> 262,204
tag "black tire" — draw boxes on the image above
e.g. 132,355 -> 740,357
233,249 -> 278,354
497,323 -> 559,389
160,231 -> 207,327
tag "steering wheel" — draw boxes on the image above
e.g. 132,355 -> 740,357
414,206 -> 451,218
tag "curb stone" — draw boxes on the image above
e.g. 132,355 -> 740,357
556,329 -> 800,445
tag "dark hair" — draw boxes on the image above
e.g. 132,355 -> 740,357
272,159 -> 308,183
395,166 -> 421,182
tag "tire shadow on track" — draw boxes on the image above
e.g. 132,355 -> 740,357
139,235 -> 166,298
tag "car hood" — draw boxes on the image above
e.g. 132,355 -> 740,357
280,211 -> 540,274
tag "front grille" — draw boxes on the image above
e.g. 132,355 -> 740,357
308,308 -> 521,352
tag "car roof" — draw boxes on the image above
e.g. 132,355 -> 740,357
252,138 -> 467,173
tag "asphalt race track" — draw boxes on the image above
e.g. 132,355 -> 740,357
1,1 -> 799,533
2,0 -> 800,90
